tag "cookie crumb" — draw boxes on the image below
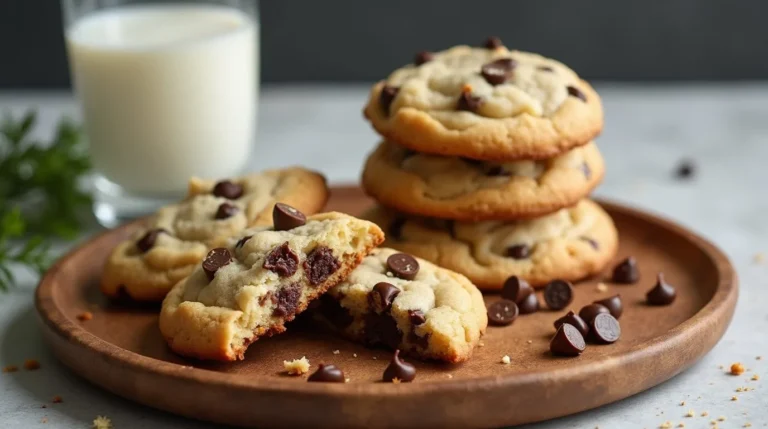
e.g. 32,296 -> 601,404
702,411 -> 709,417
391,377 -> 401,384
731,362 -> 745,375
52,396 -> 63,404
756,356 -> 763,360
678,424 -> 685,428
41,417 -> 48,424
446,374 -> 453,379
372,356 -> 377,360
344,377 -> 350,383
731,396 -> 738,401
501,355 -> 511,365
283,356 -> 310,375
660,421 -> 673,428
596,282 -> 608,292
479,342 -> 485,347
92,415 -> 112,429
332,350 -> 340,355
353,353 -> 358,358
77,311 -> 93,321
2,365 -> 18,373
24,359 -> 41,371
718,417 -> 726,422
526,340 -> 533,344
753,253 -> 766,264
680,401 -> 686,406
751,374 -> 759,381
744,423 -> 752,427
686,410 -> 695,417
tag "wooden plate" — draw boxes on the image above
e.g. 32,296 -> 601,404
35,186 -> 738,428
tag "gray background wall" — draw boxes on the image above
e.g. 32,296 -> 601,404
0,0 -> 765,88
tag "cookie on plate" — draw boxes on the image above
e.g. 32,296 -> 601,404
365,200 -> 617,290
314,248 -> 487,363
363,38 -> 603,161
101,167 -> 328,302
159,211 -> 384,361
362,140 -> 604,220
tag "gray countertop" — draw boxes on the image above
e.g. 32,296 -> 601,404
1,84 -> 767,428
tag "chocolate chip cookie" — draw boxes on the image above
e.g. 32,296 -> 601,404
159,211 -> 384,361
362,140 -> 604,220
363,39 -> 603,161
101,167 -> 328,302
314,248 -> 487,363
365,199 -> 617,290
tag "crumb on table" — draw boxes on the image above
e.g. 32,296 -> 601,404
2,365 -> 18,373
92,415 -> 112,429
52,396 -> 63,404
730,362 -> 745,375
596,282 -> 608,292
282,357 -> 310,375
23,359 -> 41,371
660,421 -> 672,428
731,395 -> 738,401
77,311 -> 93,321
751,374 -> 759,381
40,417 -> 48,424
501,355 -> 511,365
686,409 -> 695,417
332,350 -> 340,355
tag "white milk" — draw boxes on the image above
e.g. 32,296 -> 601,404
67,5 -> 258,195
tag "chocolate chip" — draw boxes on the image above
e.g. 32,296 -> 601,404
212,180 -> 244,199
517,290 -> 540,314
258,291 -> 273,307
272,203 -> 306,231
307,364 -> 345,383
408,330 -> 430,349
215,202 -> 238,220
319,294 -> 353,329
588,313 -> 621,344
485,165 -> 510,176
487,299 -> 519,326
382,349 -> 416,382
581,162 -> 592,180
480,58 -> 517,86
364,312 -> 402,349
579,303 -> 610,325
263,242 -> 299,277
273,283 -> 302,317
506,244 -> 531,259
550,323 -> 586,357
646,273 -> 676,306
612,257 -> 640,284
380,85 -> 400,116
580,237 -> 599,250
414,51 -> 434,66
408,309 -> 426,325
136,228 -> 167,253
501,276 -> 532,303
554,311 -> 589,337
303,246 -> 340,285
387,253 -> 419,280
457,91 -> 484,113
594,295 -> 623,319
446,219 -> 456,239
389,217 -> 406,241
674,159 -> 696,180
543,280 -> 574,310
483,36 -> 503,49
202,248 -> 232,281
369,282 -> 401,314
235,235 -> 252,249
566,85 -> 587,102
538,65 -> 554,72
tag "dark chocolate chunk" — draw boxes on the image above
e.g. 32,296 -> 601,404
212,180 -> 244,199
303,246 -> 340,285
580,237 -> 599,250
579,303 -> 610,324
457,91 -> 484,113
389,217 -> 406,241
408,309 -> 426,325
263,242 -> 299,277
258,291 -> 273,307
566,85 -> 587,102
307,364 -> 345,383
235,235 -> 252,249
646,273 -> 676,306
273,203 -> 306,231
581,162 -> 592,180
414,51 -> 434,66
387,253 -> 420,280
588,313 -> 621,344
408,330 -> 430,349
369,282 -> 401,313
543,280 -> 574,310
273,283 -> 302,317
674,159 -> 695,180
319,294 -> 353,329
501,276 -> 533,303
382,349 -> 416,382
517,290 -> 540,314
380,85 -> 400,115
553,311 -> 589,337
506,244 -> 531,259
215,202 -> 239,220
594,295 -> 623,319
481,58 -> 517,85
612,257 -> 640,284
364,312 -> 402,349
487,299 -> 519,326
136,228 -> 167,253
550,323 -> 586,356
483,36 -> 503,49
202,248 -> 232,281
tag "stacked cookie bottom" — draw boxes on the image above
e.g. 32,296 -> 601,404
361,140 -> 618,290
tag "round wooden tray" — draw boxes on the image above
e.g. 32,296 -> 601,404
36,186 -> 738,428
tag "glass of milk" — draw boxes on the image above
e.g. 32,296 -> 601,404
62,0 -> 259,227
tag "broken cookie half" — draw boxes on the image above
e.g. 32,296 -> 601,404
159,208 -> 384,361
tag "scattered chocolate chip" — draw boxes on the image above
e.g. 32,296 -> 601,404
487,299 -> 519,326
235,235 -> 252,249
273,283 -> 302,317
215,202 -> 239,219
594,295 -> 623,319
319,294 -> 353,329
408,309 -> 426,325
674,159 -> 696,180
202,248 -> 232,281
414,51 -> 434,65
506,244 -> 531,259
646,273 -> 676,306
273,203 -> 306,231
612,257 -> 640,284
382,349 -> 416,382
457,91 -> 484,113
566,85 -> 587,102
389,217 -> 406,241
364,312 -> 402,349
580,237 -> 599,250
263,242 -> 299,277
517,290 -> 540,314
538,65 -> 554,72
369,282 -> 401,313
579,303 -> 610,325
136,228 -> 167,253
485,165 -> 510,176
550,323 -> 586,356
212,180 -> 244,199
387,253 -> 420,280
554,311 -> 589,337
380,85 -> 400,116
308,364 -> 345,383
501,276 -> 533,303
588,313 -> 621,344
483,36 -> 503,49
581,162 -> 592,180
481,58 -> 517,85
303,246 -> 340,285
408,330 -> 430,349
543,280 -> 574,310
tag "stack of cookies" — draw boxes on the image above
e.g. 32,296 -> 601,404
360,37 -> 619,290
